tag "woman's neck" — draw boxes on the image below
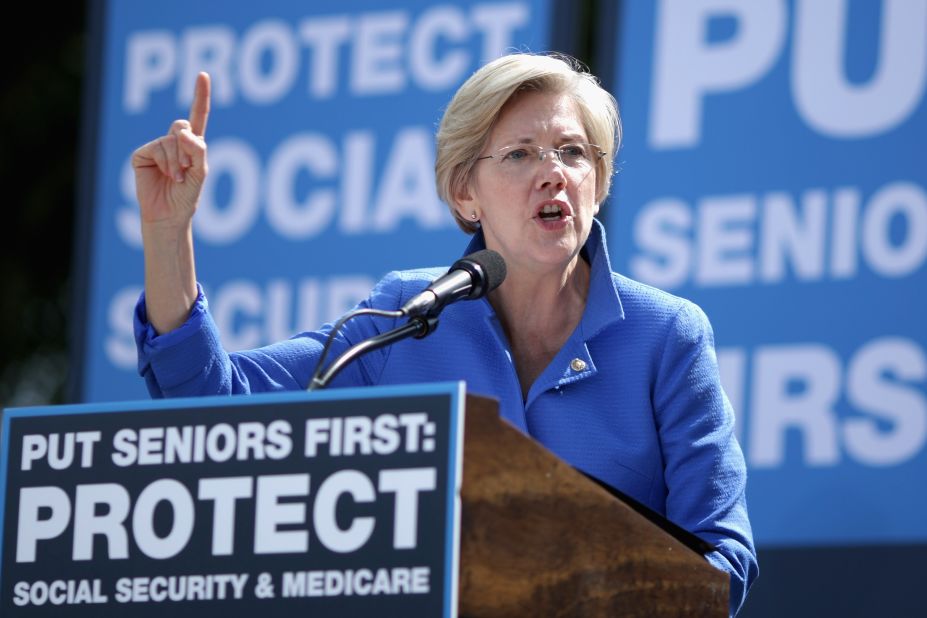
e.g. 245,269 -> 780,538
488,255 -> 591,398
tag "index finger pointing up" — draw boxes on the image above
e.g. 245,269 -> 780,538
189,71 -> 211,137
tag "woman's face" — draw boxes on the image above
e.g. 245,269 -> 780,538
461,90 -> 599,276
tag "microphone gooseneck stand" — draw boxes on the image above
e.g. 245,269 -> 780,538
307,248 -> 505,392
307,315 -> 439,391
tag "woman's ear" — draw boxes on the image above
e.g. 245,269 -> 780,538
453,185 -> 475,220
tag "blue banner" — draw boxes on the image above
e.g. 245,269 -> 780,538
608,0 -> 927,546
82,0 -> 552,402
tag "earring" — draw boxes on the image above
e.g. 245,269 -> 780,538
470,211 -> 478,221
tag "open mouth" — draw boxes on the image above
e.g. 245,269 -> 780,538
537,202 -> 569,221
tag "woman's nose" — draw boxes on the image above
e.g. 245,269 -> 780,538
537,153 -> 567,190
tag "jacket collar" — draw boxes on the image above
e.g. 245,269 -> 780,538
462,217 -> 625,337
461,218 -> 625,408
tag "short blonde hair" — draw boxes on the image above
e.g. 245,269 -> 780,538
436,53 -> 621,234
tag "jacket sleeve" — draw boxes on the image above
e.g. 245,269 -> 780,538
134,275 -> 405,398
653,300 -> 759,616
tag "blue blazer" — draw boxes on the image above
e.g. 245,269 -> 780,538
136,220 -> 758,615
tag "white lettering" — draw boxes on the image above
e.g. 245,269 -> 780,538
352,12 -> 408,95
631,181 -> 927,289
750,344 -> 841,468
123,4 -> 530,109
178,26 -> 235,108
844,338 -> 927,466
194,138 -> 261,245
198,477 -> 253,555
239,20 -> 299,105
862,182 -> 927,277
254,474 -> 310,554
696,194 -> 756,286
314,470 -> 376,553
372,128 -> 451,231
409,6 -> 470,91
133,479 -> 195,559
16,487 -> 71,562
124,31 -> 176,112
793,0 -> 927,138
760,189 -> 827,282
650,0 -> 785,148
718,338 -> 927,468
266,134 -> 338,240
72,484 -> 130,560
378,468 -> 436,549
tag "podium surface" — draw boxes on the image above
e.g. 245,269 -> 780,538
460,394 -> 728,617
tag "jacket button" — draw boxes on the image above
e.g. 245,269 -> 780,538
570,358 -> 587,372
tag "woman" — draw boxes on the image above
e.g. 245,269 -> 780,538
133,53 -> 757,614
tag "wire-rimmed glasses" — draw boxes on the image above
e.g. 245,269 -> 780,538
475,143 -> 605,174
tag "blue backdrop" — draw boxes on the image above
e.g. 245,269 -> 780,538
82,0 -> 551,402
607,0 -> 927,547
80,0 -> 927,554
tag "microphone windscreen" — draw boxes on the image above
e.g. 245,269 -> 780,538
454,249 -> 506,297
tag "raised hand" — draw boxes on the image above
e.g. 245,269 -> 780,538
135,72 -> 211,334
132,72 -> 211,227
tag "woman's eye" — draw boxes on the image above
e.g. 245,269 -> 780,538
503,148 -> 530,161
561,144 -> 586,158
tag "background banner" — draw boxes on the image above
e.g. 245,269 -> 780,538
77,0 -> 926,567
81,0 -> 552,402
607,0 -> 927,546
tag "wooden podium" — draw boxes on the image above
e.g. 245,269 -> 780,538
459,395 -> 728,617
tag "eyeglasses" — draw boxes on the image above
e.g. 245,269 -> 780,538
475,142 -> 606,173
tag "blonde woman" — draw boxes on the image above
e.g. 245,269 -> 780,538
133,53 -> 757,615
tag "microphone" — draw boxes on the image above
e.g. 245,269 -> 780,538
310,250 -> 505,390
401,249 -> 506,317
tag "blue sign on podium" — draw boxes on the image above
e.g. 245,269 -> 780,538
0,382 -> 465,617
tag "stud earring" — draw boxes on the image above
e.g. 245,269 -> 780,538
470,211 -> 478,221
